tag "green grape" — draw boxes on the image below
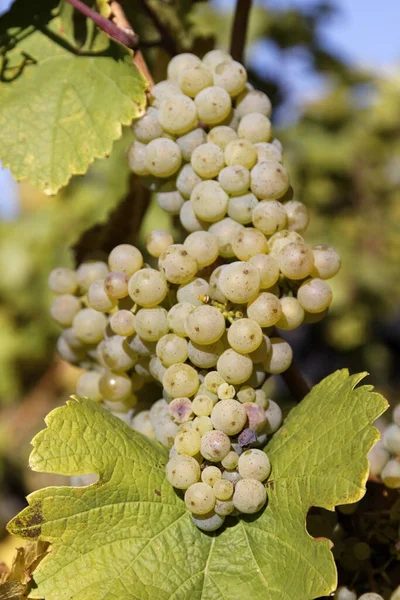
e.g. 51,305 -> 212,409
194,86 -> 232,125
221,451 -> 239,470
146,229 -> 174,258
127,141 -> 150,176
99,371 -> 132,402
131,410 -> 155,440
193,416 -> 213,436
227,318 -> 263,354
145,138 -> 182,178
207,125 -> 238,150
176,128 -> 207,161
214,499 -> 235,516
132,106 -> 163,143
252,199 -> 287,235
183,232 -> 219,269
284,200 -> 310,233
50,294 -> 81,327
368,439 -> 390,476
247,292 -> 282,327
167,302 -> 195,337
277,242 -> 315,280
185,305 -> 226,345
297,278 -> 333,313
311,244 -> 341,279
213,60 -> 247,96
201,465 -> 222,487
358,595 -> 384,600
150,80 -> 181,108
168,397 -> 193,423
224,139 -> 257,169
149,398 -> 168,424
237,112 -> 272,144
191,142 -> 225,179
250,160 -> 290,200
217,349 -> 253,385
222,469 -> 242,483
167,52 -> 201,81
381,459 -> 400,489
185,482 -> 216,515
276,297 -> 305,330
202,49 -> 232,70
129,334 -> 156,357
48,267 -> 77,295
208,217 -> 244,258
334,587 -> 357,600
101,335 -> 138,371
156,333 -> 188,367
179,200 -> 206,233
210,399 -> 247,435
104,271 -> 129,300
228,192 -> 258,224
108,244 -> 143,276
213,479 -> 233,501
263,337 -> 293,375
219,261 -> 260,303
176,164 -> 203,199
189,339 -> 223,370
269,230 -> 304,257
238,449 -> 271,482
192,394 -> 214,417
249,254 -> 280,289
158,95 -> 197,135
232,227 -> 268,261
76,261 -> 109,292
159,244 -> 198,284
218,165 -> 250,196
76,371 -> 102,401
174,429 -> 201,456
128,268 -> 168,308
190,180 -> 229,222
200,429 -> 231,462
87,279 -> 116,312
149,356 -> 167,383
153,415 -> 179,448
166,455 -> 200,489
204,371 -> 226,394
72,308 -> 107,344
232,478 -> 267,514
134,307 -> 169,342
191,511 -> 225,532
163,363 -> 200,398
237,386 -> 256,404
235,88 -> 272,117
208,265 -> 229,302
61,327 -> 85,351
217,382 -> 235,400
255,142 -> 282,163
156,185 -> 185,215
265,399 -> 283,433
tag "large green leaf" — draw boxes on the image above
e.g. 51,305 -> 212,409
8,370 -> 387,600
0,1 -> 147,194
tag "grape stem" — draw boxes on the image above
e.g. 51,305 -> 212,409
230,0 -> 253,63
281,362 -> 311,403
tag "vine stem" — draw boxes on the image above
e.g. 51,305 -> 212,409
230,0 -> 253,63
281,362 -> 312,403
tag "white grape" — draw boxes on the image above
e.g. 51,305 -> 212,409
129,334 -> 156,357
252,200 -> 287,235
128,268 -> 168,307
228,192 -> 258,224
191,143 -> 225,179
168,397 -> 193,423
167,53 -> 202,81
72,308 -> 107,344
232,478 -> 267,514
188,339 -> 224,369
191,511 -> 225,532
76,371 -> 102,401
175,428 -> 201,456
238,449 -> 271,481
219,261 -> 260,303
145,138 -> 182,178
156,184 -> 185,215
208,218 -> 244,258
227,318 -> 263,354
237,113 -> 272,144
208,265 -> 228,302
154,415 -> 180,448
108,244 -> 143,276
297,278 -> 333,313
224,139 -> 257,169
156,333 -> 188,367
178,63 -> 213,97
127,141 -> 149,176
158,244 -> 198,284
201,466 -> 222,487
383,423 -> 400,454
193,415 -> 214,436
50,295 -> 81,327
179,200 -> 206,233
101,335 -> 138,371
213,479 -> 233,501
263,337 -> 293,374
255,142 -> 282,163
195,86 -> 232,125
200,429 -> 231,462
221,451 -> 239,470
57,336 -> 84,363
217,349 -> 253,385
247,292 -> 282,327
48,267 -> 77,295
150,80 -> 182,108
284,200 -> 309,233
104,271 -> 129,300
217,382 -> 235,400
158,94 -> 197,135
163,363 -> 200,398
243,402 -> 267,432
265,399 -> 283,433
237,386 -> 256,404
134,307 -> 169,342
277,242 -> 314,280
132,106 -> 163,143
222,469 -> 242,483
185,305 -> 226,345
334,587 -> 357,600
99,371 -> 132,402
269,230 -> 304,257
211,399 -> 247,435
250,160 -> 290,200
235,88 -> 272,117
167,302 -> 195,337
218,165 -> 250,196
177,277 -> 209,306
207,125 -> 238,150
192,394 -> 214,417
176,128 -> 207,161
183,231 -> 219,268
311,245 -> 341,279
202,49 -> 232,70
368,439 -> 390,476
76,261 -> 109,292
190,180 -> 229,222
145,229 -> 174,258
184,482 -> 216,515
166,454 -> 200,489
213,60 -> 247,96
87,279 -> 116,312
249,254 -> 280,289
276,297 -> 305,330
232,227 -> 268,261
176,164 -> 203,199
214,499 -> 235,516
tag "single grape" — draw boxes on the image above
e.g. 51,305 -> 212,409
104,271 -> 128,300
284,200 -> 309,233
76,371 -> 102,402
383,423 -> 400,453
178,63 -> 213,97
263,337 -> 293,374
154,415 -> 180,448
276,296 -> 305,330
221,451 -> 239,470
217,349 -> 253,385
213,60 -> 247,96
87,279 -> 116,312
213,479 -> 233,501
202,49 -> 232,70
249,254 -> 280,289
127,141 -> 149,176
311,244 -> 341,279
168,397 -> 193,423
219,261 -> 260,303
202,465 -> 222,487
264,399 -> 283,434
184,232 -> 219,268
232,478 -> 267,514
185,482 -> 216,515
208,217 -> 244,258
277,242 -> 315,280
217,382 -> 236,400
72,308 -> 107,344
192,394 -> 214,417
250,160 -> 290,200
193,416 -> 214,436
179,200 -> 206,233
145,229 -> 173,258
176,276 -> 208,309
228,192 -> 258,224
191,510 -> 225,531
175,429 -> 202,456
334,587 -> 357,600
101,335 -> 138,371
129,334 -> 156,357
132,106 -> 164,143
156,333 -> 188,367
238,449 -> 271,482
50,294 -> 81,327
99,371 -> 132,402
76,261 -> 109,292
200,429 -> 231,462
227,318 -> 263,354
185,305 -> 226,345
232,227 -> 268,261
214,499 -> 235,516
235,88 -> 272,117
368,439 -> 390,476
145,138 -> 182,178
297,278 -> 333,313
131,410 -> 155,440
269,230 -> 304,257
191,143 -> 225,179
237,386 -> 256,404
204,370 -> 226,394
156,184 -> 185,215
224,139 -> 257,169
158,95 -> 197,135
208,125 -> 238,150
238,112 -> 272,144
134,307 -> 169,342
247,292 -> 282,327
163,363 -> 200,398
128,268 -> 168,308
159,244 -> 198,285
243,402 -> 267,433
176,164 -> 203,199
108,244 -> 143,276
252,199 -> 287,235
166,455 -> 201,489
190,180 -> 229,222
150,80 -> 182,108
222,469 -> 242,483
255,142 -> 282,163
48,267 -> 77,295
167,302 -> 195,337
167,53 -> 202,81
188,340 -> 224,369
210,399 -> 247,435
176,128 -> 207,162
195,86 -> 232,124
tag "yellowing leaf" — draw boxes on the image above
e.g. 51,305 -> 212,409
8,371 -> 387,600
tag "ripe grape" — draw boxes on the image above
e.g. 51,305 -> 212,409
166,455 -> 200,489
232,478 -> 267,514
184,482 -> 216,514
48,267 -> 77,295
195,86 -> 232,125
238,449 -> 271,481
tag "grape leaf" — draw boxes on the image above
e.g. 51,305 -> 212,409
8,370 -> 387,600
0,1 -> 147,194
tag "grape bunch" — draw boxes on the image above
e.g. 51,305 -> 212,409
48,49 -> 341,532
368,403 -> 400,489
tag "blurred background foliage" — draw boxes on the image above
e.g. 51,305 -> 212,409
0,0 -> 399,568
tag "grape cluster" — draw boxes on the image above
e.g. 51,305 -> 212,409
48,49 -> 341,532
368,404 -> 400,489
